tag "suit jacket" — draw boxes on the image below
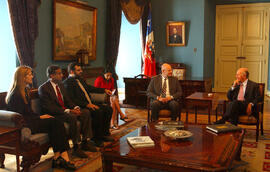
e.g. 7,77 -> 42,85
227,80 -> 262,105
63,76 -> 105,108
147,75 -> 182,101
6,89 -> 40,127
38,80 -> 75,116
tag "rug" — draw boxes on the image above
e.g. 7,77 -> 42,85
111,129 -> 270,172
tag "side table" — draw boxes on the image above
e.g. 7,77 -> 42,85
185,92 -> 219,124
0,126 -> 20,172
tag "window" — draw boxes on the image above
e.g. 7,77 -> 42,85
0,0 -> 17,92
116,12 -> 142,89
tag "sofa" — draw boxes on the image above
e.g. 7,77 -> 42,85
0,88 -> 107,171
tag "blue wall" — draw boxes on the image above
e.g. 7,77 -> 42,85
152,0 -> 205,78
35,0 -> 106,85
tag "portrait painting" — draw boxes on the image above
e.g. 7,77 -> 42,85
53,0 -> 97,61
166,21 -> 185,46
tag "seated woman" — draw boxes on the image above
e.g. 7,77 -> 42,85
6,66 -> 76,170
94,69 -> 129,129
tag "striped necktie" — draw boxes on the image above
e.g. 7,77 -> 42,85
161,78 -> 167,98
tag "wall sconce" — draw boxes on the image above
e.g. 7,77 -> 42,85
76,49 -> 89,66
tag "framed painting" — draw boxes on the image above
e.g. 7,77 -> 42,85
166,21 -> 185,46
53,0 -> 97,61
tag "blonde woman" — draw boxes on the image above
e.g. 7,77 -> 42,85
6,66 -> 76,170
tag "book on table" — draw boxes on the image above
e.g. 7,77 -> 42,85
127,136 -> 155,148
206,124 -> 242,133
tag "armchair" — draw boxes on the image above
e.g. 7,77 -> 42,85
238,83 -> 265,142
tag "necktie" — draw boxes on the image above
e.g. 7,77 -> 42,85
76,79 -> 92,104
237,83 -> 244,101
161,78 -> 167,98
56,85 -> 66,109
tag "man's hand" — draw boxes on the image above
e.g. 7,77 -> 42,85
105,89 -> 112,96
70,109 -> 81,115
87,103 -> 99,110
40,114 -> 54,119
157,96 -> 172,103
246,103 -> 253,116
233,80 -> 240,87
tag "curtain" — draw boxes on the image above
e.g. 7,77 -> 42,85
105,0 -> 122,76
120,0 -> 147,24
8,0 -> 41,68
105,0 -> 122,92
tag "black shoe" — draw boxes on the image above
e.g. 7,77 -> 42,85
102,136 -> 114,142
214,119 -> 226,124
81,141 -> 97,152
52,156 -> 76,170
72,148 -> 88,158
120,116 -> 129,122
92,139 -> 104,147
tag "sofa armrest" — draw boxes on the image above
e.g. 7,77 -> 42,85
90,93 -> 108,103
0,110 -> 24,128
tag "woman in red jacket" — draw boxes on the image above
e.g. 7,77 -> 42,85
94,69 -> 128,129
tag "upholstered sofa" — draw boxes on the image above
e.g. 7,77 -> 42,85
0,88 -> 106,171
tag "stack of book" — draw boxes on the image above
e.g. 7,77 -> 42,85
206,123 -> 242,133
127,136 -> 155,148
155,121 -> 184,131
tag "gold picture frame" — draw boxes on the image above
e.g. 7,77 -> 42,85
53,0 -> 97,61
166,21 -> 185,46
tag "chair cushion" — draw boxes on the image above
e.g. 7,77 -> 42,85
159,110 -> 171,117
29,133 -> 49,145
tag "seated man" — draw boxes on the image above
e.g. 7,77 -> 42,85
147,63 -> 182,121
38,65 -> 96,159
215,68 -> 262,125
63,63 -> 114,147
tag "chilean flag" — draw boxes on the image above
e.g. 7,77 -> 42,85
143,9 -> 156,77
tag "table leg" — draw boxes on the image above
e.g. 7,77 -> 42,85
104,159 -> 113,172
195,106 -> 197,124
15,131 -> 20,172
216,108 -> 218,121
208,103 -> 211,124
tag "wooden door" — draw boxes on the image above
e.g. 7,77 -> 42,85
242,6 -> 269,83
215,6 -> 243,92
214,4 -> 269,92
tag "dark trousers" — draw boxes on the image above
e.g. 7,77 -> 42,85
29,118 -> 70,153
223,100 -> 250,125
77,108 -> 92,140
89,104 -> 112,140
150,100 -> 179,121
55,109 -> 92,144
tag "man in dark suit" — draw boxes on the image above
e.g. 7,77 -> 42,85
63,63 -> 113,147
215,68 -> 262,125
169,28 -> 182,44
38,65 -> 96,158
147,63 -> 182,121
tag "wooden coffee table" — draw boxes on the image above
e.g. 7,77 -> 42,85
102,122 -> 244,172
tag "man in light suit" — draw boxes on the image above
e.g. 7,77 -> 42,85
147,63 -> 182,121
38,65 -> 96,158
215,68 -> 262,125
63,63 -> 114,147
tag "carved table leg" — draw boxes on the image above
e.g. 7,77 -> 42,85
0,153 -> 5,168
